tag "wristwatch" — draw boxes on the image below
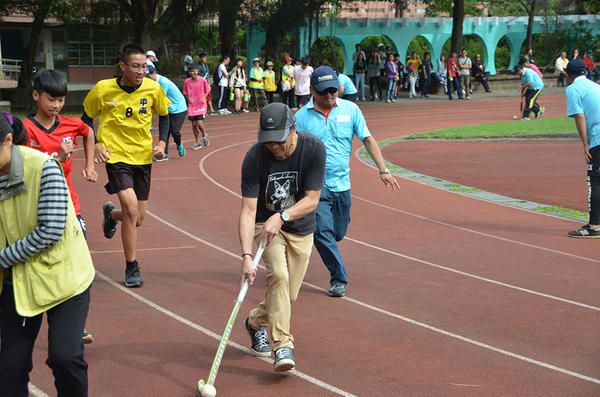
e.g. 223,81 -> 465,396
280,211 -> 290,224
379,168 -> 390,175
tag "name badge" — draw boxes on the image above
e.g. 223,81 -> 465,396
337,115 -> 350,122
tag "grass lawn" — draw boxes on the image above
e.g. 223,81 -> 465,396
408,117 -> 576,139
367,117 -> 587,221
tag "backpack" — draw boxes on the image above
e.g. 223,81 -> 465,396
213,66 -> 221,85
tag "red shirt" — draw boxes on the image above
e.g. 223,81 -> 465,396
447,58 -> 459,77
583,56 -> 596,70
24,115 -> 89,215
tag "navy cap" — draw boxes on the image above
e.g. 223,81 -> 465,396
146,64 -> 157,76
258,103 -> 294,143
513,64 -> 524,75
565,58 -> 587,76
310,66 -> 339,91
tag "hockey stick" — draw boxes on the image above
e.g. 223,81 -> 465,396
198,244 -> 265,395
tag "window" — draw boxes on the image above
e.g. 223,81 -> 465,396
67,42 -> 116,67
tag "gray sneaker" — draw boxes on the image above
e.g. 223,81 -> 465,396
125,263 -> 144,287
273,347 -> 295,372
203,135 -> 210,148
328,284 -> 346,297
245,318 -> 271,357
192,142 -> 202,150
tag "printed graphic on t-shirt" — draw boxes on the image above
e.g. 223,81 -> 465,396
266,171 -> 298,211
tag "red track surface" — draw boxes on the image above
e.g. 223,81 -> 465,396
27,91 -> 600,396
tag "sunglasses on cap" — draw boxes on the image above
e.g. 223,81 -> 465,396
316,87 -> 338,96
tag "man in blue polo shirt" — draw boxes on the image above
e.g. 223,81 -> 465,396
294,66 -> 400,297
146,65 -> 187,161
515,64 -> 544,120
565,59 -> 600,237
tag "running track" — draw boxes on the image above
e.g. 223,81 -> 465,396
26,90 -> 600,396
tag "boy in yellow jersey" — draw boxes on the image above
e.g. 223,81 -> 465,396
82,43 -> 170,287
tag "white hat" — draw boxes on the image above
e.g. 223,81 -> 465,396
253,57 -> 261,63
378,43 -> 384,47
146,50 -> 158,61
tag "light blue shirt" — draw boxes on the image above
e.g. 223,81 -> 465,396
338,74 -> 357,95
294,97 -> 371,192
156,74 -> 188,115
566,75 -> 600,149
521,67 -> 544,90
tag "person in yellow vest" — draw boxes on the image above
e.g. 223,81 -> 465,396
249,57 -> 268,112
281,56 -> 296,108
0,112 -> 95,397
264,61 -> 277,104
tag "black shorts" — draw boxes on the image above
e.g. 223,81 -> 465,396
588,146 -> 600,177
296,95 -> 310,106
189,114 -> 205,121
105,162 -> 151,201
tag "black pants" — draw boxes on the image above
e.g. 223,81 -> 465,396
164,110 -> 186,155
0,283 -> 91,397
475,74 -> 490,92
558,73 -> 566,86
218,85 -> 228,110
369,76 -> 382,100
588,146 -> 600,225
523,89 -> 541,118
266,91 -> 274,104
283,88 -> 296,108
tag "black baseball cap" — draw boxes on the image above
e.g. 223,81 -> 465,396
257,103 -> 294,143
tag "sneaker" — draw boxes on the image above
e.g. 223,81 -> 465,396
469,89 -> 473,94
125,263 -> 144,287
374,93 -> 378,99
243,109 -> 250,113
568,224 -> 600,238
520,117 -> 530,120
192,142 -> 202,150
102,202 -> 118,239
203,135 -> 210,148
153,155 -> 169,162
177,143 -> 186,157
361,97 -> 366,101
209,111 -> 219,115
83,329 -> 94,344
466,96 -> 471,100
538,106 -> 545,118
150,126 -> 157,131
219,109 -> 231,115
244,318 -> 271,357
328,284 -> 346,297
273,347 -> 295,372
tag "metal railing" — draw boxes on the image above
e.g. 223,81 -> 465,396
0,59 -> 22,81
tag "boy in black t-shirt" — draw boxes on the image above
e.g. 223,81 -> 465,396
239,103 -> 326,373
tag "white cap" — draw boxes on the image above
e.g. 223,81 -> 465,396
378,43 -> 384,47
146,50 -> 158,61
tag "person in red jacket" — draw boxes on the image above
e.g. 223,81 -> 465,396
583,51 -> 599,82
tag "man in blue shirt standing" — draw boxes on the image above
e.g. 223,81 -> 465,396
565,59 -> 600,237
514,64 -> 544,120
294,66 -> 400,297
146,65 -> 186,161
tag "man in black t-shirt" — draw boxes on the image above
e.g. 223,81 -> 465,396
239,103 -> 326,373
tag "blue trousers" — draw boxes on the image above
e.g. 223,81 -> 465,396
314,187 -> 351,286
448,77 -> 462,99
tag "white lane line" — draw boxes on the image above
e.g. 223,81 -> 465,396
94,271 -> 358,397
28,383 -> 50,397
145,209 -> 600,386
194,140 -> 600,384
351,195 -> 599,264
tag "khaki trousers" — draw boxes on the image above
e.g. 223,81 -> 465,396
248,224 -> 313,351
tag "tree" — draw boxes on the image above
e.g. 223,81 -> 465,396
422,0 -> 482,52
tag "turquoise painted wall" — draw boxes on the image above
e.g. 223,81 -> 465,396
246,15 -> 600,76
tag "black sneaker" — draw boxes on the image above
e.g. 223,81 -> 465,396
273,347 -> 295,372
568,224 -> 600,238
125,263 -> 144,287
102,202 -> 118,239
244,318 -> 271,357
